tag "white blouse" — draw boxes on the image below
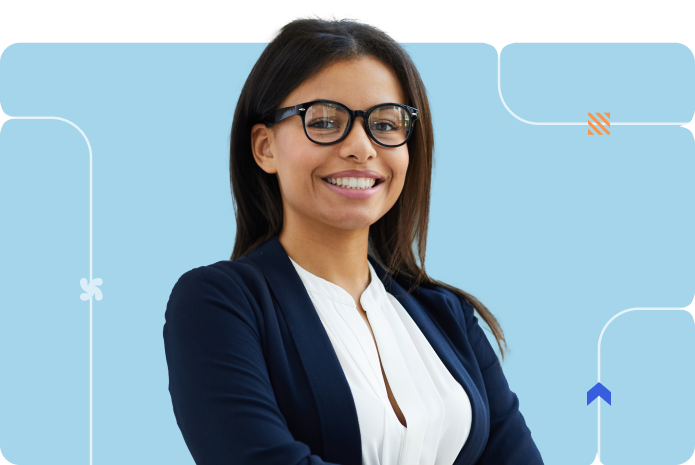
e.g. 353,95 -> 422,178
288,256 -> 472,465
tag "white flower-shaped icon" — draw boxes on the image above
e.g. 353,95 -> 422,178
80,277 -> 103,301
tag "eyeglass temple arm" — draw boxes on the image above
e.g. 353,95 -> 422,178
266,104 -> 304,124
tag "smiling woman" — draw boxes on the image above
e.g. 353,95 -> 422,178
163,16 -> 544,465
251,56 -> 411,230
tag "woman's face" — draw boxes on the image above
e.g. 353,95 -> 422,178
251,56 -> 410,234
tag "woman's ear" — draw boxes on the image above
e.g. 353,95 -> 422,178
251,123 -> 277,174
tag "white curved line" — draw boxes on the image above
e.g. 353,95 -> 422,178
1,115 -> 95,465
593,295 -> 695,463
496,49 -> 691,127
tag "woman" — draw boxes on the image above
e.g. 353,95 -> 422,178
163,17 -> 544,465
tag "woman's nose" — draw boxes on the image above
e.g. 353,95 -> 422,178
340,117 -> 377,158
345,116 -> 372,146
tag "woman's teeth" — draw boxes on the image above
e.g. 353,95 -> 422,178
325,177 -> 377,190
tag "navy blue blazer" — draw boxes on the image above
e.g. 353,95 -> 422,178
163,235 -> 544,464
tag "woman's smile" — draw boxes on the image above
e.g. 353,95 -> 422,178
320,176 -> 385,199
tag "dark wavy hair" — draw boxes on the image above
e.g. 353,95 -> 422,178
228,16 -> 508,360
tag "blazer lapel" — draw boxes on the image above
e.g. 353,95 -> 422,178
248,235 -> 489,465
247,236 -> 362,465
368,256 -> 490,465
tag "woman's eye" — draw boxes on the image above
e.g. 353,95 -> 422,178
371,120 -> 400,132
308,118 -> 339,129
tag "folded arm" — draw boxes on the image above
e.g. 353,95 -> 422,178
163,266 -> 342,465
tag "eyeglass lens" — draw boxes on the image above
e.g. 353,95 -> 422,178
304,102 -> 411,146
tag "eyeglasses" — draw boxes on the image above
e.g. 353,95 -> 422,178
264,99 -> 420,148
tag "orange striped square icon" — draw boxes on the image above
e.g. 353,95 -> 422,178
588,112 -> 610,135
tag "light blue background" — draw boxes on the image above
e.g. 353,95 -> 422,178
0,43 -> 694,465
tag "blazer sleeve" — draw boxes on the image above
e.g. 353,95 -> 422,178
458,295 -> 545,464
163,265 -> 342,465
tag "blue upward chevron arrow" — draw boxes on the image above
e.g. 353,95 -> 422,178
587,382 -> 611,405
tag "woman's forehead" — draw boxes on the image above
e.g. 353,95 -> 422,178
280,57 -> 407,108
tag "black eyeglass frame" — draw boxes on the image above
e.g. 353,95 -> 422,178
263,99 -> 420,148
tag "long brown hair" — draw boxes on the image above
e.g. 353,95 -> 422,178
229,17 -> 508,361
